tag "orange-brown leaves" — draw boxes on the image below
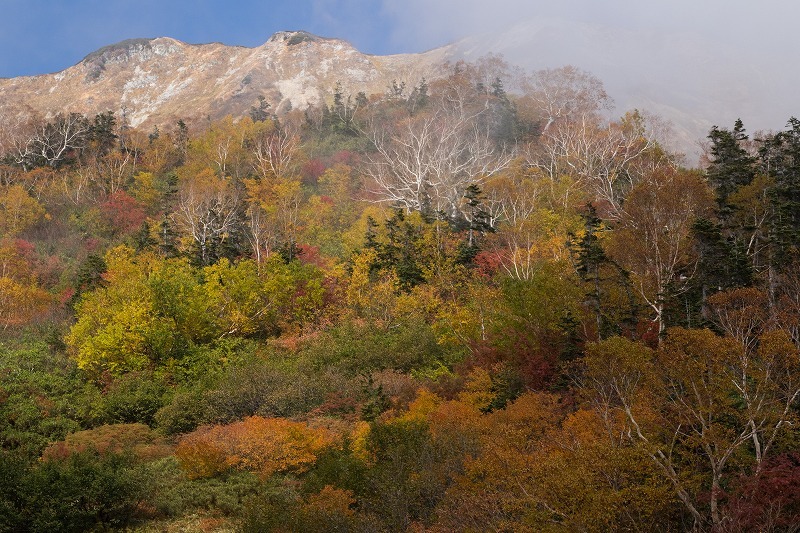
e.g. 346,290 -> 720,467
0,276 -> 50,330
41,423 -> 171,463
175,416 -> 335,479
707,287 -> 769,353
609,169 -> 714,332
0,239 -> 51,329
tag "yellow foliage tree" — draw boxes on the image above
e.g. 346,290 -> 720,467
0,184 -> 46,236
0,276 -> 50,330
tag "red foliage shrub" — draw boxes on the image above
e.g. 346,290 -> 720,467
297,244 -> 325,268
332,150 -> 357,166
302,158 -> 326,184
473,250 -> 503,279
470,330 -> 558,391
727,453 -> 800,531
100,191 -> 146,235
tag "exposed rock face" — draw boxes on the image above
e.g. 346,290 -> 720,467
0,31 -> 452,128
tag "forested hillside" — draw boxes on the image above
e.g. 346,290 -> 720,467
1,58 -> 799,532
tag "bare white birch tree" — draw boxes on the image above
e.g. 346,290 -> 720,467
173,169 -> 240,265
250,119 -> 301,180
364,74 -> 513,219
12,113 -> 90,170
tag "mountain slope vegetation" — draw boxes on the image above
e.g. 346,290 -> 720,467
1,56 -> 799,532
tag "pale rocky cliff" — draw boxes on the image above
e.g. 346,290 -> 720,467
0,31 -> 452,128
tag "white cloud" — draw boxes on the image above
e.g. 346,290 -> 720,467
379,0 -> 800,52
375,0 -> 800,162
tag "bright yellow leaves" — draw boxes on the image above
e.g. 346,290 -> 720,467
66,246 -> 326,376
0,184 -> 46,236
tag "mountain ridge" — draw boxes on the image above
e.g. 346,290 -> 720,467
0,31 -> 453,130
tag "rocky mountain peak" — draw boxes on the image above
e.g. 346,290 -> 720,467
80,37 -> 186,83
267,30 -> 330,46
81,37 -> 181,64
0,33 -> 450,129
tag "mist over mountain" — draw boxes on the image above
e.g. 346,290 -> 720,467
452,15 -> 798,163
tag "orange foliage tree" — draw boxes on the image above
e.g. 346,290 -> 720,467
582,330 -> 800,530
175,416 -> 335,479
0,239 -> 51,329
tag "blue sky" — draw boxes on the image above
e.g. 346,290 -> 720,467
0,0 -> 405,77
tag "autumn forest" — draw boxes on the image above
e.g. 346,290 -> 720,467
1,59 -> 800,532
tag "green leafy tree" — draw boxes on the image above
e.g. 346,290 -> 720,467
249,95 -> 271,123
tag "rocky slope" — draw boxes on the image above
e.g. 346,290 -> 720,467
0,31 -> 451,129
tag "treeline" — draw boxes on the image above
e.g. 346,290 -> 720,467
0,57 -> 799,531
